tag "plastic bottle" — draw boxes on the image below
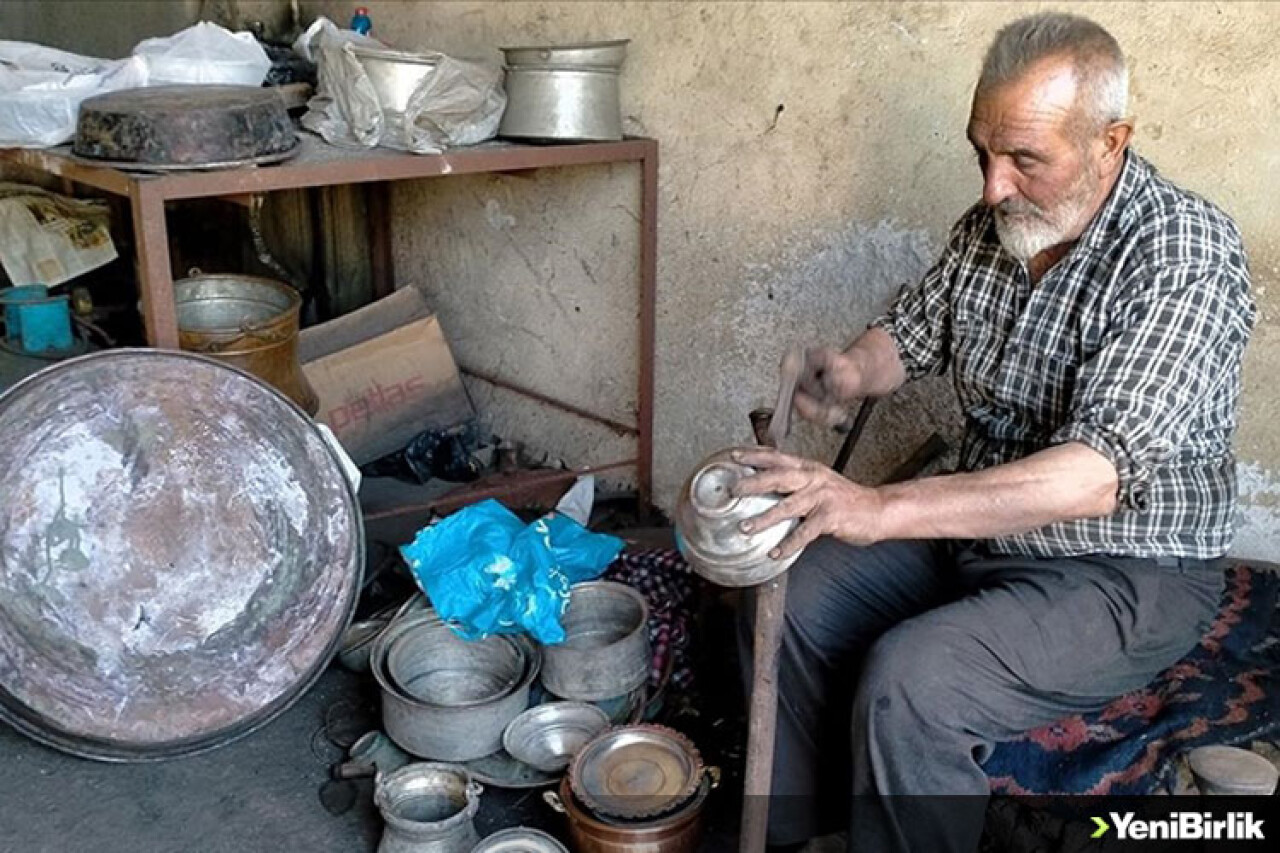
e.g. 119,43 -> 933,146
351,6 -> 372,35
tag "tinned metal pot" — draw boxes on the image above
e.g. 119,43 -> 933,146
543,773 -> 714,853
372,611 -> 540,762
348,45 -> 439,115
174,273 -> 318,415
541,581 -> 650,702
674,447 -> 801,587
498,40 -> 628,142
375,762 -> 482,853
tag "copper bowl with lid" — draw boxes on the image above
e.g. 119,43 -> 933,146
674,447 -> 800,587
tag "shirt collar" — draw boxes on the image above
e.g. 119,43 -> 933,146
1075,149 -> 1147,253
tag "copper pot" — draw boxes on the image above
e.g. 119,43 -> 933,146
543,774 -> 715,853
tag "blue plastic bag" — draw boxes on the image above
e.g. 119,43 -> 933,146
400,499 -> 624,644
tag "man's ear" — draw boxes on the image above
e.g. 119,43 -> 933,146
1099,119 -> 1134,171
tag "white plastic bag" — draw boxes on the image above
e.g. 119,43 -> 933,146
295,17 -> 504,155
133,21 -> 270,87
293,17 -> 384,148
0,42 -> 148,148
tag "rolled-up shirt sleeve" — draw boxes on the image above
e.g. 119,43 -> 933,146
1051,262 -> 1255,511
868,210 -> 980,380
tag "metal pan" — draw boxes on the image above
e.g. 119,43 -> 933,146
0,350 -> 363,760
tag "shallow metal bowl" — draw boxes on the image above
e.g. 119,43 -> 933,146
472,827 -> 569,853
503,701 -> 611,773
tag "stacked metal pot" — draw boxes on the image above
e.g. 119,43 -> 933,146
371,610 -> 541,762
358,580 -> 713,852
545,724 -> 719,853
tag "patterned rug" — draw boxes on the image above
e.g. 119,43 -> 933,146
984,563 -> 1280,795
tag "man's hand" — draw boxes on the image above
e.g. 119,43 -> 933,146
730,446 -> 886,559
793,346 -> 865,428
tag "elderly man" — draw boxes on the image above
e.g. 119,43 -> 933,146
734,12 -> 1256,853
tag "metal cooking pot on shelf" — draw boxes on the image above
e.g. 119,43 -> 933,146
498,39 -> 629,142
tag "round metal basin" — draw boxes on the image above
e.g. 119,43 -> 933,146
0,350 -> 363,760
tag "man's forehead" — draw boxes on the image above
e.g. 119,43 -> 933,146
968,58 -> 1079,147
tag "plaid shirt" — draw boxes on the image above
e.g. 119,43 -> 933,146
872,152 -> 1256,558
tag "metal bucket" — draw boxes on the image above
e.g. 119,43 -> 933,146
498,40 -> 628,142
541,582 -> 650,702
375,763 -> 482,853
174,273 -> 318,415
0,350 -> 363,760
373,611 -> 541,762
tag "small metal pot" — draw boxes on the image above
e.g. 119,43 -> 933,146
337,619 -> 387,673
541,582 -> 650,702
375,762 -> 482,853
543,773 -> 713,853
386,619 -> 523,707
174,273 -> 318,415
498,40 -> 628,142
373,612 -> 540,762
349,45 -> 439,115
673,447 -> 801,587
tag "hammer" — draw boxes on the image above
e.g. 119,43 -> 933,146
740,348 -> 874,853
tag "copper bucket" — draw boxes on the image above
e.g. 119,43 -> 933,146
174,273 -> 318,415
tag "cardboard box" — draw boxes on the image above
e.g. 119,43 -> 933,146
300,289 -> 474,464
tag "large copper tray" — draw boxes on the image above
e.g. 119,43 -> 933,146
0,350 -> 363,760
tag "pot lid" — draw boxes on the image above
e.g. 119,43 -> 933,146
569,724 -> 703,819
471,827 -> 569,853
0,350 -> 363,760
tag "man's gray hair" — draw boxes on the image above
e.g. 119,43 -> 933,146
978,13 -> 1129,133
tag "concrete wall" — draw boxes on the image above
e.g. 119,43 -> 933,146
6,1 -> 1277,557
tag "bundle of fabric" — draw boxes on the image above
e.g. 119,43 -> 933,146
984,563 -> 1280,795
604,549 -> 704,699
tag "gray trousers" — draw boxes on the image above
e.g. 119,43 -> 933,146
738,537 -> 1224,852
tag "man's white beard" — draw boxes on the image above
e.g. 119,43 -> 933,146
993,171 -> 1098,262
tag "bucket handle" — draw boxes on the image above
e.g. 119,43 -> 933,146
542,791 -> 566,814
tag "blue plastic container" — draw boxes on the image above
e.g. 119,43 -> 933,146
0,286 -> 73,353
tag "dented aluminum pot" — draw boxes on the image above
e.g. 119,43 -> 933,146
674,447 -> 800,588
541,582 -> 650,702
372,611 -> 540,762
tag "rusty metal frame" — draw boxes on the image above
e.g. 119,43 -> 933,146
0,136 -> 659,506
